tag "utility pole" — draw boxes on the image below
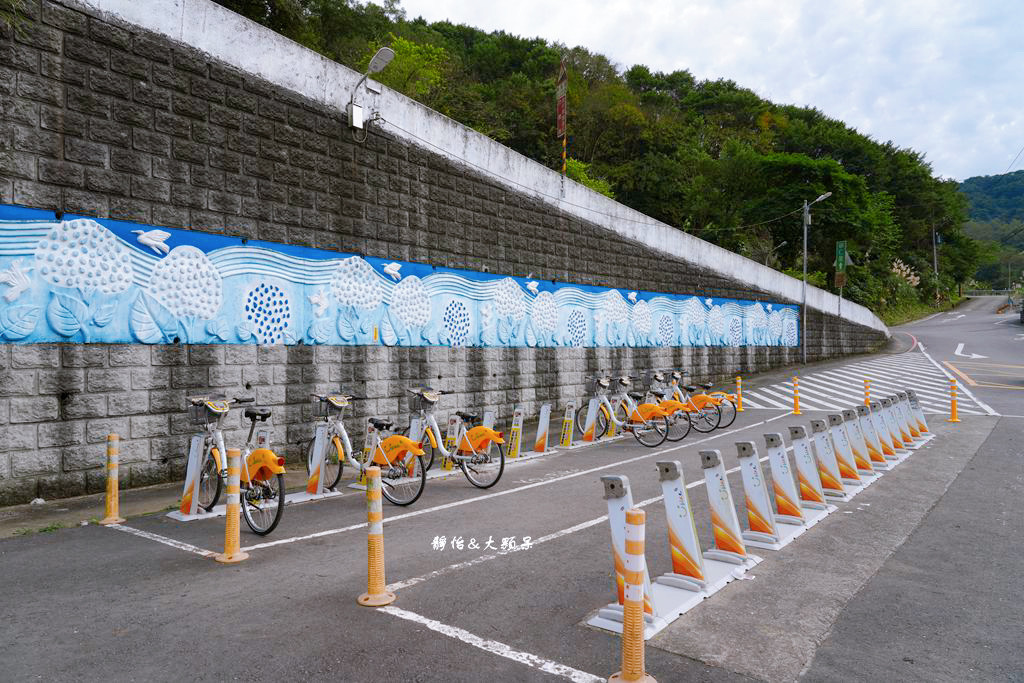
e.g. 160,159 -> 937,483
932,225 -> 939,303
802,200 -> 808,365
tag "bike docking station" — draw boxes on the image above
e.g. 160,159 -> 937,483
735,441 -> 808,551
296,417 -> 347,503
808,419 -> 849,501
855,404 -> 892,471
829,413 -> 875,490
906,389 -> 934,443
876,399 -> 911,463
587,463 -> 761,640
894,392 -> 929,449
787,426 -> 837,524
528,402 -> 559,458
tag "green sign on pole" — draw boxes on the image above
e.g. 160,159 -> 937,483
835,240 -> 848,288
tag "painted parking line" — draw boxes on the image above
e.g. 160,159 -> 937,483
107,524 -> 214,557
379,605 -> 603,683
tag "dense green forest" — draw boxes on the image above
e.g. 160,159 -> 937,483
960,171 -> 1024,288
215,0 -> 981,321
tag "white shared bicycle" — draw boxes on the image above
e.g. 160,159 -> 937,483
405,386 -> 506,489
304,392 -> 427,506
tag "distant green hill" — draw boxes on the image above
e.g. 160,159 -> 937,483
960,170 -> 1024,222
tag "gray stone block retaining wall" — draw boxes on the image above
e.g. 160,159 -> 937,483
0,1 -> 885,503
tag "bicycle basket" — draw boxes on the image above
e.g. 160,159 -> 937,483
409,393 -> 431,412
188,399 -> 229,425
311,397 -> 331,418
585,375 -> 610,393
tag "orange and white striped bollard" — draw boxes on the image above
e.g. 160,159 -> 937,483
792,376 -> 801,415
947,378 -> 960,423
735,376 -> 744,412
99,434 -> 125,525
358,466 -> 395,606
609,508 -> 656,683
215,448 -> 249,564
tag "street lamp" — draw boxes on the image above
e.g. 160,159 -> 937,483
802,191 -> 832,364
765,240 -> 787,265
347,47 -> 395,131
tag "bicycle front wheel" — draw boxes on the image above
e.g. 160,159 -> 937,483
241,473 -> 285,536
633,416 -> 669,448
459,441 -> 505,489
381,455 -> 426,506
688,403 -> 721,433
198,452 -> 222,512
665,411 -> 691,442
716,398 -> 737,429
305,437 -> 344,490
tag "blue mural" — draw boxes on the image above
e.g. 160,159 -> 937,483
0,205 -> 800,347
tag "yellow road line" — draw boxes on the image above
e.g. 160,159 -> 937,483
944,361 -> 976,386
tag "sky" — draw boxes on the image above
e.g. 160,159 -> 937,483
398,0 -> 1024,181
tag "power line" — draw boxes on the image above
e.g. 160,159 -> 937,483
1005,143 -> 1024,174
379,116 -> 818,235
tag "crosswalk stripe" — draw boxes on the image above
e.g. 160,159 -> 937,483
759,385 -> 842,411
741,392 -> 789,409
789,376 -> 867,407
815,368 -> 953,402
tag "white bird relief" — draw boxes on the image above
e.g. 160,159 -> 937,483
0,259 -> 32,302
526,281 -> 539,295
132,229 -> 172,255
308,287 -> 329,317
627,291 -> 638,303
382,262 -> 402,281
705,298 -> 713,306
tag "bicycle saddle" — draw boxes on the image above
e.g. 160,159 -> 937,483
369,418 -> 393,431
652,389 -> 666,399
683,384 -> 698,393
244,407 -> 272,422
700,382 -> 714,390
627,391 -> 645,401
671,371 -> 682,380
456,411 -> 479,424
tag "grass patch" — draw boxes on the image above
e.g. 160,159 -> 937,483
12,527 -> 33,536
878,297 -> 964,326
37,521 -> 67,533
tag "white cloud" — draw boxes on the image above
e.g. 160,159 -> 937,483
399,0 -> 1024,180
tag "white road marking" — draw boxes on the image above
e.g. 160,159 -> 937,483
244,413 -> 791,552
379,605 -> 604,683
107,524 -> 214,557
918,346 -> 998,416
954,342 -> 987,359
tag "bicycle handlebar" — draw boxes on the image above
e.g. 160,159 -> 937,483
232,397 -> 255,404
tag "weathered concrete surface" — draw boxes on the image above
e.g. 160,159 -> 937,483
803,416 -> 1024,682
649,417 -> 998,682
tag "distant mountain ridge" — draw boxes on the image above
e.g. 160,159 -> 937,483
960,170 -> 1024,221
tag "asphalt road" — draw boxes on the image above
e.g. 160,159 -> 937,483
1,297 -> 1021,682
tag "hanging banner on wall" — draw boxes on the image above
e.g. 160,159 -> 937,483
0,205 -> 799,347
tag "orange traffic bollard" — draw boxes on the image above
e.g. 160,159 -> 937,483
215,448 -> 249,564
735,376 -> 744,412
609,508 -> 656,683
792,376 -> 801,415
863,378 -> 871,407
947,378 -> 960,423
358,466 -> 395,606
99,434 -> 125,525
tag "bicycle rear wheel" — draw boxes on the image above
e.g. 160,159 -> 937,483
633,416 -> 669,447
459,441 -> 505,488
716,398 -> 737,429
241,474 -> 285,536
574,401 -> 609,439
688,403 -> 721,433
665,411 -> 691,442
381,455 -> 426,506
305,437 -> 344,490
198,452 -> 221,512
